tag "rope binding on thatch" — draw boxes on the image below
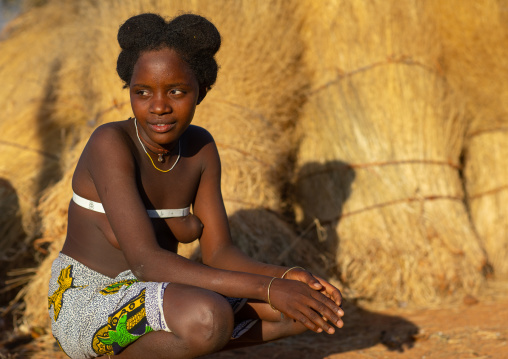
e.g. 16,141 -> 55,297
0,140 -> 60,161
310,55 -> 445,96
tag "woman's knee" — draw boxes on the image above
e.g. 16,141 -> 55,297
163,284 -> 234,351
184,290 -> 234,345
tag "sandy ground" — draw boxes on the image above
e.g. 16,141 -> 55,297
1,278 -> 507,358
204,278 -> 508,359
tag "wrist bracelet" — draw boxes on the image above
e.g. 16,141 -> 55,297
281,266 -> 305,279
267,277 -> 278,311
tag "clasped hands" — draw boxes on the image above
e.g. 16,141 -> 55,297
268,267 -> 344,334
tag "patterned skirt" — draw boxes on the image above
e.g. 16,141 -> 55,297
48,252 -> 257,358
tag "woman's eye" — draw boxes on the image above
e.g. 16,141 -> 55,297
137,90 -> 150,96
170,89 -> 184,95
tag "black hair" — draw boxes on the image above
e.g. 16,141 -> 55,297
116,13 -> 221,91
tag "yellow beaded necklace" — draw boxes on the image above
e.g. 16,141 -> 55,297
134,118 -> 180,173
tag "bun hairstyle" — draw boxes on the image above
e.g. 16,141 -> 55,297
116,13 -> 221,91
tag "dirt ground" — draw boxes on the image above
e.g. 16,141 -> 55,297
204,278 -> 508,359
1,278 -> 507,358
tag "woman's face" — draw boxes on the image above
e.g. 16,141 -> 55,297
129,47 -> 201,148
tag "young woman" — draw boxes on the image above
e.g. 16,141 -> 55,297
48,13 -> 344,359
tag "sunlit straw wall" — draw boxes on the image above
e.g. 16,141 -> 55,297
428,0 -> 508,276
293,0 -> 487,305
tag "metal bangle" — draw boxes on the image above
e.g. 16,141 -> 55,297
281,266 -> 305,279
267,277 -> 278,311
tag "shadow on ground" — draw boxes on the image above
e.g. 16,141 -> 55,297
204,300 -> 419,359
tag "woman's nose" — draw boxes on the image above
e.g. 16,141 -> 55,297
150,94 -> 171,115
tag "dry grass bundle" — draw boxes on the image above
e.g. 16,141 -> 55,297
0,1 -> 131,329
427,0 -> 508,276
0,1 -> 82,248
293,0 -> 487,306
0,3 -> 93,331
182,0 -> 310,265
0,179 -> 30,308
19,0 -> 323,332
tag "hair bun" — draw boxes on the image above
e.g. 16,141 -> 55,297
116,12 -> 221,90
117,13 -> 166,50
168,14 -> 221,58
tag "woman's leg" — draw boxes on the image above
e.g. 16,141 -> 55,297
115,283 -> 234,359
221,300 -> 308,350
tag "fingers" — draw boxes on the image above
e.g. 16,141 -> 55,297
309,291 -> 344,330
287,289 -> 344,334
295,308 -> 333,334
325,285 -> 343,307
289,311 -> 323,333
289,269 -> 323,290
271,277 -> 345,334
314,276 -> 343,306
291,299 -> 342,334
292,271 -> 343,307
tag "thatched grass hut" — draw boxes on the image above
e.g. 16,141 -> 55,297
0,2 -> 81,249
0,1 -> 88,322
428,0 -> 508,276
293,0 -> 488,306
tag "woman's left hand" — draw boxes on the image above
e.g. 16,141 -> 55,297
284,268 -> 343,307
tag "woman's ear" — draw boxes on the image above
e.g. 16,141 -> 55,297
197,85 -> 208,105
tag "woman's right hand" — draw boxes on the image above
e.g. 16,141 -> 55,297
268,278 -> 344,334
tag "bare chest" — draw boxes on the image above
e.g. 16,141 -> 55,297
137,155 -> 201,209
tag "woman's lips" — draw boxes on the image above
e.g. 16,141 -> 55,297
148,122 -> 176,133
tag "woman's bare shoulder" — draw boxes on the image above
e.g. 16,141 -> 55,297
183,125 -> 217,155
186,124 -> 215,142
72,120 -> 135,197
78,120 -> 136,174
87,120 -> 133,149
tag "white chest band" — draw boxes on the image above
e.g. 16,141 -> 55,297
72,192 -> 190,218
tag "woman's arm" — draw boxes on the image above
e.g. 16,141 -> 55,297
192,131 -> 342,308
85,124 -> 266,296
194,136 -> 342,316
191,132 -> 284,275
88,124 -> 342,332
